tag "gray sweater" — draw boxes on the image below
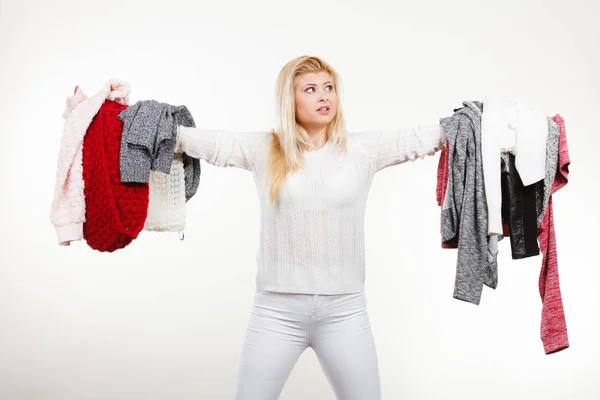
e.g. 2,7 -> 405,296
537,118 -> 560,227
118,100 -> 201,201
440,101 -> 497,305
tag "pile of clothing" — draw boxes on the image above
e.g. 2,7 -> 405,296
436,97 -> 571,355
50,79 -> 200,252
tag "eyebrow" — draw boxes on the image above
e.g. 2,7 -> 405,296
302,81 -> 333,88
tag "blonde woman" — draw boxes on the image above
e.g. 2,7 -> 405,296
175,55 -> 445,399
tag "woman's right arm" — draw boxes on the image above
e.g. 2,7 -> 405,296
175,126 -> 270,171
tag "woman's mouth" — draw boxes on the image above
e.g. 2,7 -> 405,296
316,106 -> 330,115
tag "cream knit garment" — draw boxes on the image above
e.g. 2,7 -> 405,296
144,153 -> 187,232
51,80 -> 131,246
176,125 -> 444,294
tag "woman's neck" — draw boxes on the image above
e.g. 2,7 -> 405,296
303,126 -> 328,151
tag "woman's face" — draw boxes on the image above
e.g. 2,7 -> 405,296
294,71 -> 338,132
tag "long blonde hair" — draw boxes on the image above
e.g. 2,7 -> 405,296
267,55 -> 348,207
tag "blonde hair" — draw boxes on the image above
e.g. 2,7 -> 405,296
267,55 -> 348,207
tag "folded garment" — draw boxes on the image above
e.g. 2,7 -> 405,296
118,100 -> 200,201
500,152 -> 541,259
144,153 -> 186,233
481,96 -> 548,236
536,114 -> 570,355
51,79 -> 130,246
82,101 -> 149,252
440,101 -> 497,305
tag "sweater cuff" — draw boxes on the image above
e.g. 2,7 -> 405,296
175,125 -> 183,154
439,125 -> 447,149
56,223 -> 83,246
427,124 -> 446,151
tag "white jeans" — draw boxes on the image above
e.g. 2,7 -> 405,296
234,290 -> 381,400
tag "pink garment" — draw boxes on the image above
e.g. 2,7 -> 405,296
50,80 -> 130,246
538,114 -> 570,354
436,140 -> 455,249
435,142 -> 447,208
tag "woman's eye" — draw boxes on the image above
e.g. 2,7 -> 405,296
305,85 -> 333,93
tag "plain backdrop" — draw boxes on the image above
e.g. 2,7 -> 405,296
1,0 -> 599,399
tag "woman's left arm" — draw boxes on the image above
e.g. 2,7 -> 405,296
353,124 -> 445,172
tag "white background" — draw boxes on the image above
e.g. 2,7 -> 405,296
1,0 -> 599,398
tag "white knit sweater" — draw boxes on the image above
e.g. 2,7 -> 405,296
176,125 -> 445,294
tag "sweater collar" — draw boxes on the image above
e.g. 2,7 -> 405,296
305,139 -> 333,156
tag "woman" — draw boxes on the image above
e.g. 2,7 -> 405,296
175,55 -> 445,399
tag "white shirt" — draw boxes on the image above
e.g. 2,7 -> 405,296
176,124 -> 444,294
481,96 -> 548,236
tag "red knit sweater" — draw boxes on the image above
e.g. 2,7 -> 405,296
82,101 -> 149,252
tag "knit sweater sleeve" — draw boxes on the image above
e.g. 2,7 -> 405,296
175,126 -> 269,171
352,124 -> 445,172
